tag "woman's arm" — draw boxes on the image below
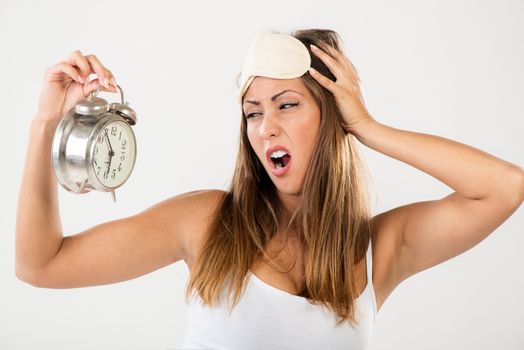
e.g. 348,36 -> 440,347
352,118 -> 524,282
352,118 -> 524,201
15,51 -> 224,288
15,51 -> 117,282
308,44 -> 524,287
14,113 -> 224,288
15,117 -> 64,281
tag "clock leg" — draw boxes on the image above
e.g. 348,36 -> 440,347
77,179 -> 88,195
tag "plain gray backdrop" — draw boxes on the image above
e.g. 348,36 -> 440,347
1,0 -> 523,349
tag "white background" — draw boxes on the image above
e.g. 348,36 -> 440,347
1,0 -> 523,349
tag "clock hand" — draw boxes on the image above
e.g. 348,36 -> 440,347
108,153 -> 113,174
104,129 -> 115,156
104,129 -> 115,177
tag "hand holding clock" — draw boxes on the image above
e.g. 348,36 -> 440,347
31,50 -> 138,198
35,50 -> 119,124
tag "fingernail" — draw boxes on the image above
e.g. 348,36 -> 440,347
310,44 -> 318,50
78,76 -> 85,84
309,67 -> 317,74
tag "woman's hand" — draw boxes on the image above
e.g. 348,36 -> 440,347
35,50 -> 118,124
308,44 -> 373,134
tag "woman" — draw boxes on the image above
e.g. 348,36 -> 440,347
15,29 -> 524,349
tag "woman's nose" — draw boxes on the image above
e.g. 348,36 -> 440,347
259,112 -> 280,138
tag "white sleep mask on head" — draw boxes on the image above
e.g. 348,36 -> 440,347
237,31 -> 337,106
237,32 -> 311,104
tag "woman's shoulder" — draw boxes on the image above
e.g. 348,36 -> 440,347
172,188 -> 227,238
165,188 -> 227,214
168,189 -> 227,268
177,188 -> 227,208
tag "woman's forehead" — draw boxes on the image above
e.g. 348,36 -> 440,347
244,77 -> 306,101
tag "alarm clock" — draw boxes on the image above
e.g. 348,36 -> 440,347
51,84 -> 137,202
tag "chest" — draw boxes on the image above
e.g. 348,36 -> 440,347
185,232 -> 369,299
184,286 -> 374,350
184,245 -> 375,350
253,237 -> 368,297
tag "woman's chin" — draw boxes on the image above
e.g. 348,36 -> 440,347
273,183 -> 301,196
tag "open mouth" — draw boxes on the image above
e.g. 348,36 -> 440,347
268,152 -> 292,176
270,154 -> 291,169
266,147 -> 292,176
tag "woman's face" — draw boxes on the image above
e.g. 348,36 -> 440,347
243,76 -> 321,198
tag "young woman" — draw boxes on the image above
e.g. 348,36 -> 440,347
15,29 -> 524,349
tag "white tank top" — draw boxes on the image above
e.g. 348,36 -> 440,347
182,238 -> 377,349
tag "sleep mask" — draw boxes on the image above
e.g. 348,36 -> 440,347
237,31 -> 337,105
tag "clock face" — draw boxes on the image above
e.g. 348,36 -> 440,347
92,121 -> 136,188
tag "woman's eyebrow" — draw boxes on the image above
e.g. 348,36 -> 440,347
243,89 -> 303,106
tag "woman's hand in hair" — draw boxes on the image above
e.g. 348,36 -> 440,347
35,50 -> 118,124
307,44 -> 373,134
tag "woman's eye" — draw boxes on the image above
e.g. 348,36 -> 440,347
245,103 -> 299,119
281,102 -> 299,110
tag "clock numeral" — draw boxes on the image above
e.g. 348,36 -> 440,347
122,139 -> 127,149
119,131 -> 122,140
103,169 -> 109,179
97,166 -> 101,175
94,146 -> 98,155
111,126 -> 117,136
120,154 -> 125,161
111,169 -> 116,180
118,163 -> 122,172
97,134 -> 104,144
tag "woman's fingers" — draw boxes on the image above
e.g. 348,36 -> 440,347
82,77 -> 117,97
45,51 -> 118,93
85,54 -> 117,92
308,67 -> 337,91
36,50 -> 119,123
45,61 -> 83,84
66,50 -> 91,82
310,44 -> 344,78
308,44 -> 371,133
334,46 -> 361,83
310,44 -> 360,86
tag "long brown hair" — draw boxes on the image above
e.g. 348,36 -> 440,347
185,28 -> 375,327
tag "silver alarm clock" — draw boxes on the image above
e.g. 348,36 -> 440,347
51,85 -> 137,202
